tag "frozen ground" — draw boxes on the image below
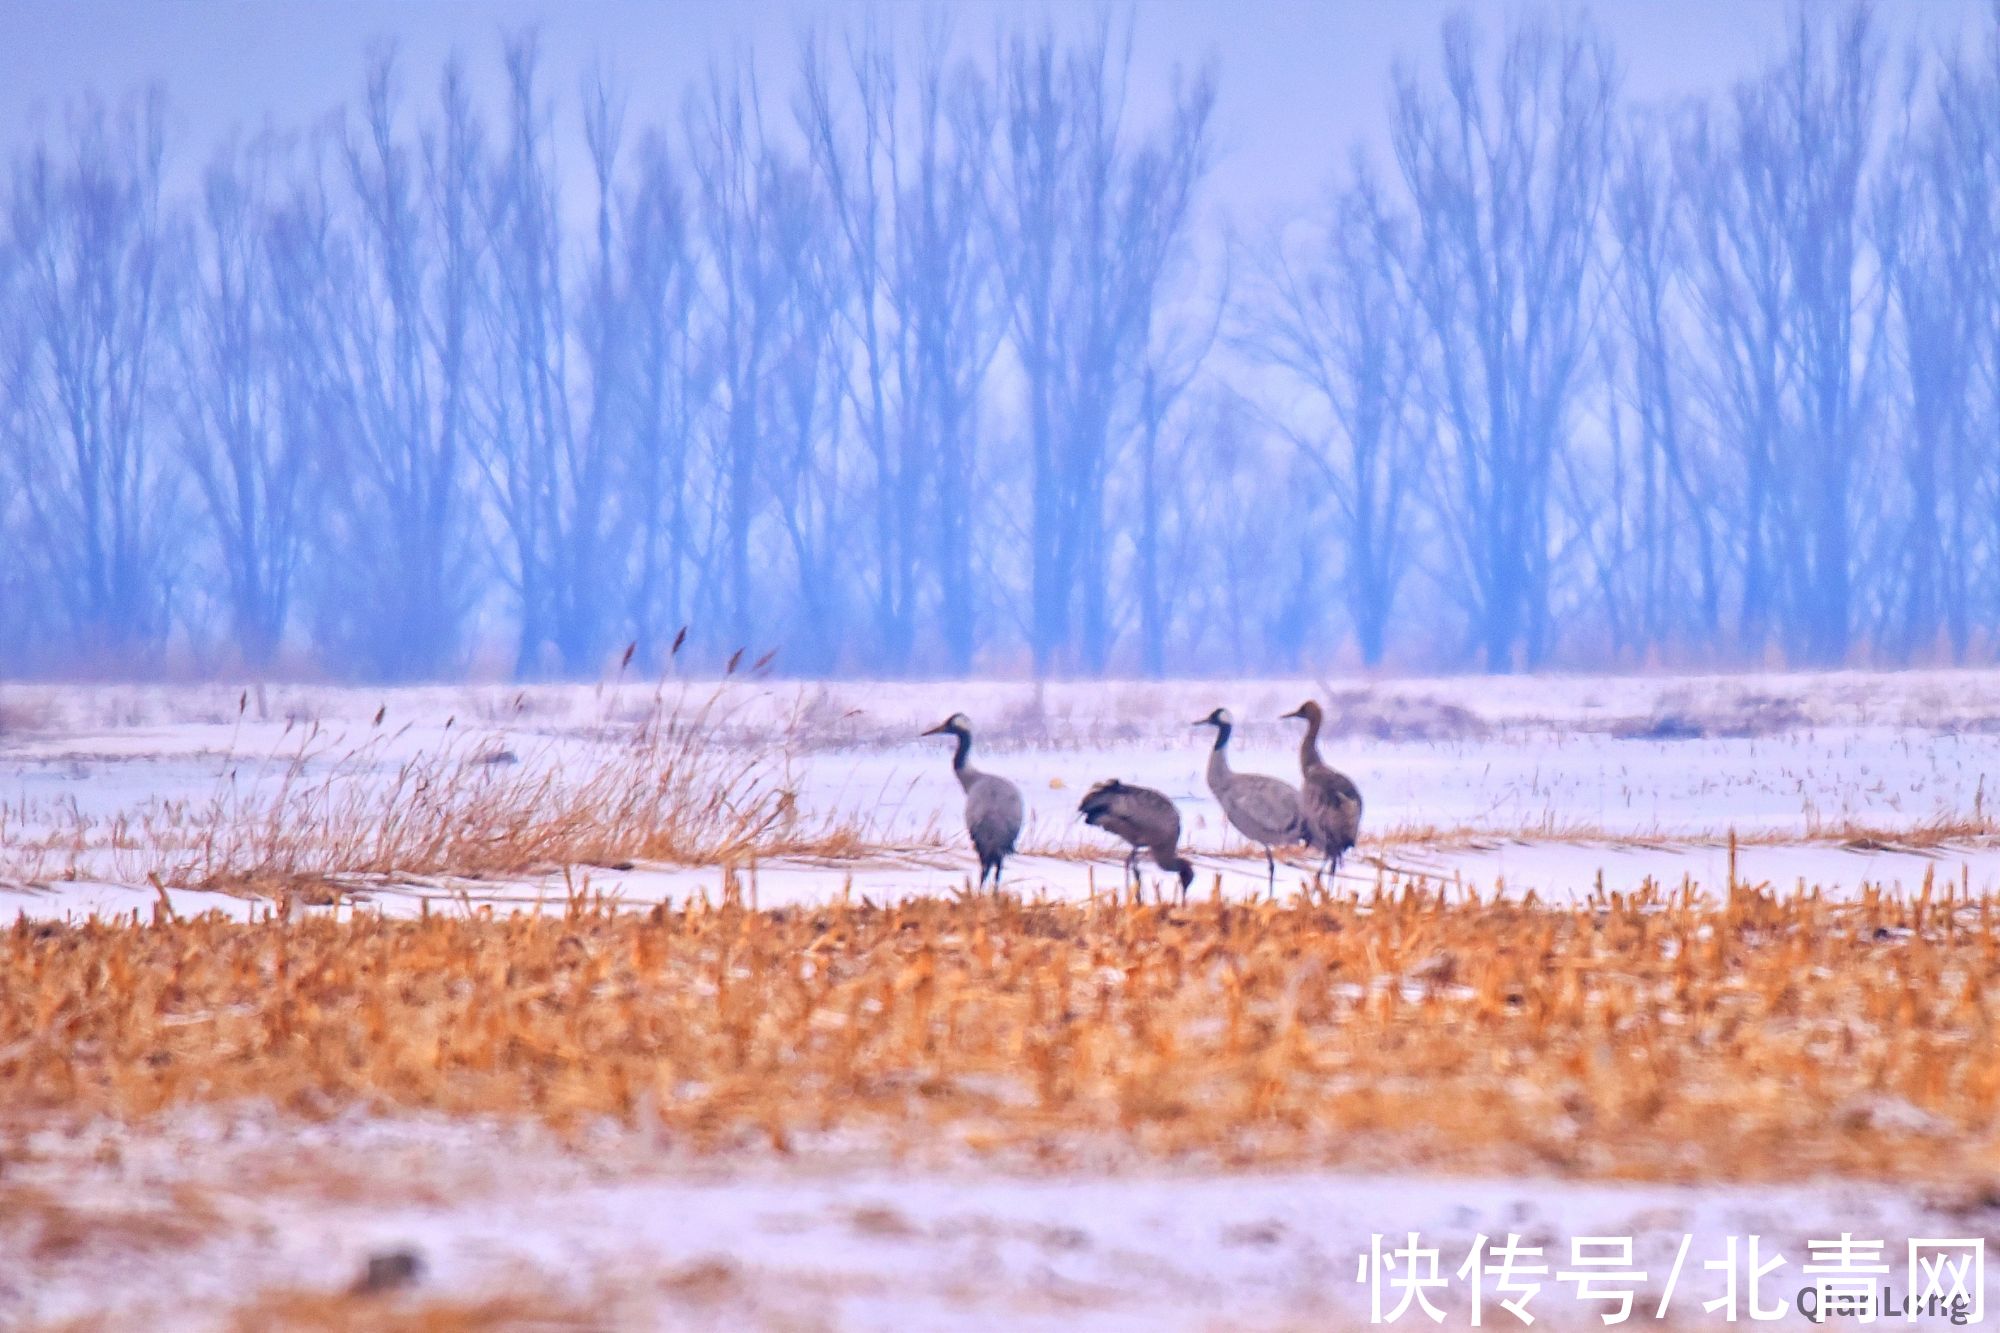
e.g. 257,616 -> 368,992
2,667 -> 1998,915
5,1110 -> 1995,1331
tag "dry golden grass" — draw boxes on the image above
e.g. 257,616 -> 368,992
0,680 -> 906,895
1351,808 -> 2000,854
222,1289 -> 602,1332
6,882 -> 2000,1183
1799,810 -> 2000,849
165,693 -> 798,894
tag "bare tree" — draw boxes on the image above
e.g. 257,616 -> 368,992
1680,10 -> 1885,666
1874,37 -> 1996,662
799,31 -> 909,670
685,62 -> 797,654
2,92 -> 180,668
0,240 -> 23,666
475,42 -> 636,675
1163,392 -> 1316,671
1240,169 -> 1422,667
1129,273 -> 1223,678
300,50 -> 485,679
798,27 -> 1004,674
1597,112 -> 1723,657
763,144 -> 849,672
175,133 -> 310,667
1391,15 -> 1615,671
622,127 -> 706,666
904,44 -> 1003,672
991,19 -> 1215,674
1784,13 -> 1885,665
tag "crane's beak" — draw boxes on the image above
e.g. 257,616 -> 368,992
921,722 -> 949,737
1279,707 -> 1304,721
1191,717 -> 1212,727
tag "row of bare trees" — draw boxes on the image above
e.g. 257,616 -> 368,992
2,9 -> 1997,679
1250,7 -> 2000,672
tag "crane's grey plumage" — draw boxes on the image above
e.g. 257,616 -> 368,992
1078,778 -> 1195,902
1279,699 -> 1364,878
1195,707 -> 1307,895
922,713 -> 1024,889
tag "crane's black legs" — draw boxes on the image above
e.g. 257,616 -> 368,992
1265,847 -> 1277,900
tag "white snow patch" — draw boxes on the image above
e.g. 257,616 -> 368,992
5,1111 -> 1993,1330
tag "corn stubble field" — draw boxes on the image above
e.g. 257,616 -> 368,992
7,882 -> 2000,1180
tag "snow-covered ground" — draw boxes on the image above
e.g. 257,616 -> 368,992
6,1109 -> 1994,1331
2,667 -> 1996,914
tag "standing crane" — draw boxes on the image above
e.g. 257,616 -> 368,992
922,713 -> 1024,889
1279,700 -> 1364,879
1078,779 -> 1195,903
1195,707 -> 1307,896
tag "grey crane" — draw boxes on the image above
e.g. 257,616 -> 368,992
1195,707 -> 1308,896
922,712 -> 1024,889
1078,778 -> 1195,902
1279,699 -> 1364,878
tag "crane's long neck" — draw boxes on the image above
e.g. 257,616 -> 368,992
1297,714 -> 1324,773
951,728 -> 972,776
1206,724 -> 1233,789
